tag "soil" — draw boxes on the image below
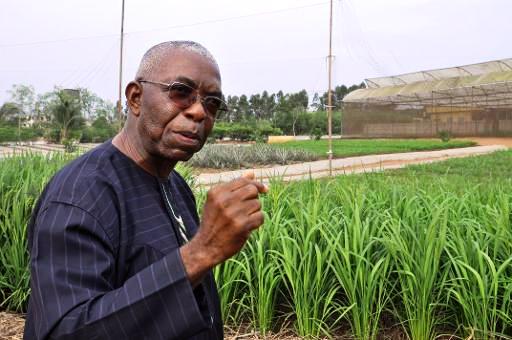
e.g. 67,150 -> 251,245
0,311 -> 412,339
0,313 -> 308,339
458,137 -> 512,148
0,312 -> 315,339
0,312 -> 24,340
0,312 -> 408,339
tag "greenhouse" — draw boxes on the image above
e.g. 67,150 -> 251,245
342,58 -> 512,137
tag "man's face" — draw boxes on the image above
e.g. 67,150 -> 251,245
136,49 -> 221,162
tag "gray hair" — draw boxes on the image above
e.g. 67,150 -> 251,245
135,41 -> 219,80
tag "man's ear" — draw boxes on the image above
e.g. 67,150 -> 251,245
125,81 -> 142,116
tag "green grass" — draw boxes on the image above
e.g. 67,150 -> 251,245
2,147 -> 512,339
211,150 -> 512,339
277,138 -> 476,158
0,152 -> 74,312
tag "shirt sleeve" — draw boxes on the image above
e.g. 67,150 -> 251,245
27,201 -> 211,340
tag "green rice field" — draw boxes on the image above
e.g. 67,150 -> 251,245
277,138 -> 476,158
1,148 -> 511,339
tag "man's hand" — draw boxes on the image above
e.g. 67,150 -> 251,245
180,173 -> 267,285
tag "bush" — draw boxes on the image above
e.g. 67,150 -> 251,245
62,138 -> 79,153
80,116 -> 117,143
44,128 -> 61,143
310,127 -> 323,140
438,130 -> 451,142
211,124 -> 230,141
0,126 -> 44,143
229,123 -> 253,141
189,144 -> 318,168
80,127 -> 116,143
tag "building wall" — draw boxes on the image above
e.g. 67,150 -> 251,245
342,103 -> 512,137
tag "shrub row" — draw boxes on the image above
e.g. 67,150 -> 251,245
0,126 -> 44,143
189,144 -> 318,169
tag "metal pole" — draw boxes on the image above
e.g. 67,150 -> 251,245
327,0 -> 334,176
117,0 -> 125,124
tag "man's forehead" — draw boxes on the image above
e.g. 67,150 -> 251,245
160,49 -> 219,74
154,49 -> 221,86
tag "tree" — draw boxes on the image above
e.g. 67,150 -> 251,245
0,102 -> 22,123
321,83 -> 365,110
276,89 -> 309,115
311,92 -> 322,111
77,88 -> 116,121
34,90 -> 58,124
49,90 -> 84,141
274,109 -> 292,135
291,107 -> 302,136
260,91 -> 276,121
224,95 -> 240,122
249,94 -> 262,119
289,90 -> 309,110
238,95 -> 250,121
8,84 -> 36,118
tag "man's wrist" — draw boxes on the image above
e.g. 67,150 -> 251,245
179,241 -> 215,286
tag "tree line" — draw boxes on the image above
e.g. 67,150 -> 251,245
219,84 -> 364,136
0,84 -> 118,144
0,82 -> 363,143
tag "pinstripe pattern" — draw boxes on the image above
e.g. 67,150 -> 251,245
24,141 -> 223,339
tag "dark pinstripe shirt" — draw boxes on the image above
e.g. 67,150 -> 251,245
24,141 -> 223,340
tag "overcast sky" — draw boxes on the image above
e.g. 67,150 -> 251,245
1,0 -> 510,105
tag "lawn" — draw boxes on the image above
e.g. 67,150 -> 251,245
277,138 -> 476,158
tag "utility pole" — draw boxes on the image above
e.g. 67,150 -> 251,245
117,0 -> 125,125
327,0 -> 334,176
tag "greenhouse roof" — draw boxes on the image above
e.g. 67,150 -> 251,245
343,58 -> 512,108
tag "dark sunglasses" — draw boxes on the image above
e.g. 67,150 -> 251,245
138,80 -> 228,116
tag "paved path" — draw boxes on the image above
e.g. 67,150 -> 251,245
197,145 -> 507,187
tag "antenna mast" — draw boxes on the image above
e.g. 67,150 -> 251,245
327,0 -> 334,176
117,0 -> 125,123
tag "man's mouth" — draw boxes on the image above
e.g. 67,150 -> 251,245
176,131 -> 200,140
173,130 -> 201,146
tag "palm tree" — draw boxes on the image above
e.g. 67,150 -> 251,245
50,90 -> 83,141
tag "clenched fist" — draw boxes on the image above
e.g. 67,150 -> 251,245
180,173 -> 268,285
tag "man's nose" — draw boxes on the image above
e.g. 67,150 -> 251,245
183,96 -> 207,122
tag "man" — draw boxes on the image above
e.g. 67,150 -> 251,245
24,41 -> 266,339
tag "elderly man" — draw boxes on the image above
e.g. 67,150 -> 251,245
24,41 -> 266,339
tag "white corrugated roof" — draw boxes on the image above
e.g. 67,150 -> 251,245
343,58 -> 512,108
364,58 -> 512,88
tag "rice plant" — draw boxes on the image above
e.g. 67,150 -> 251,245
326,185 -> 392,340
382,192 -> 450,340
445,190 -> 512,338
0,152 -> 73,312
272,180 -> 349,338
237,230 -> 281,335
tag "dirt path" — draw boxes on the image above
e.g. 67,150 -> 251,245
457,137 -> 512,147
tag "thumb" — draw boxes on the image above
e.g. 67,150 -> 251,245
242,172 -> 255,180
242,172 -> 268,193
